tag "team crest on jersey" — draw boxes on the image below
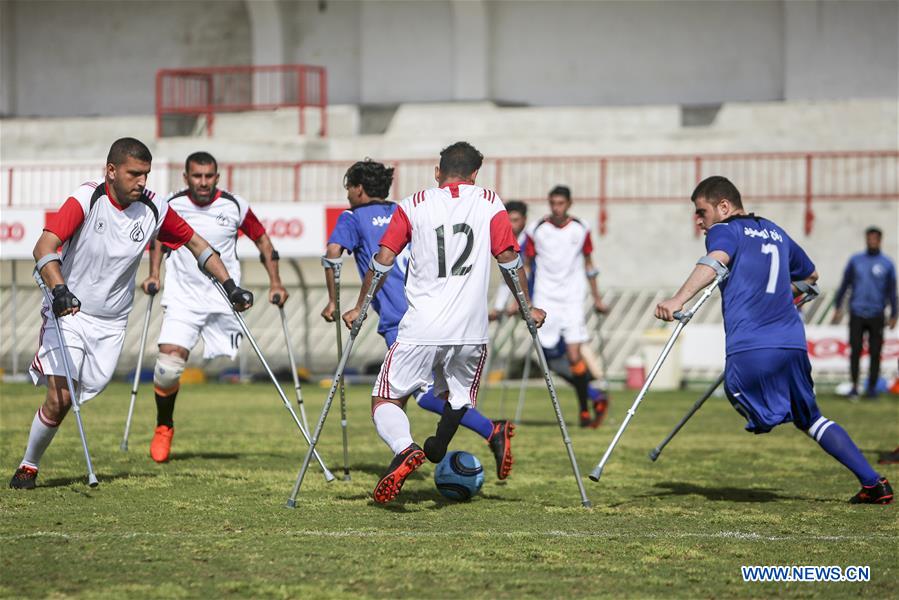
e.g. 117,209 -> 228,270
216,212 -> 230,227
129,221 -> 145,243
94,219 -> 106,234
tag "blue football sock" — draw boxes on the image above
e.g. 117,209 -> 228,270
809,417 -> 880,486
416,388 -> 495,440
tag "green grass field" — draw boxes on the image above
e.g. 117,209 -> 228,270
1,380 -> 896,598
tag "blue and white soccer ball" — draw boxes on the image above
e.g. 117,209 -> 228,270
434,451 -> 484,501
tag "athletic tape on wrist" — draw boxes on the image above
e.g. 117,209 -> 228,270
321,255 -> 343,269
369,255 -> 394,274
696,255 -> 729,278
196,246 -> 215,270
498,255 -> 523,273
586,268 -> 599,279
35,253 -> 62,273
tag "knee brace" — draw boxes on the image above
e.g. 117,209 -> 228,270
154,354 -> 185,394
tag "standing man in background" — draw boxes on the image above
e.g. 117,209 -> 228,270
524,185 -> 609,428
832,226 -> 897,399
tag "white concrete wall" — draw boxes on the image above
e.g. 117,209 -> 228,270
489,0 -> 785,105
785,0 -> 899,100
6,0 -> 251,117
3,0 -> 896,117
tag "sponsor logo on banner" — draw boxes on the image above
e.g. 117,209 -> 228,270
681,324 -> 899,377
0,209 -> 46,259
235,203 -> 325,258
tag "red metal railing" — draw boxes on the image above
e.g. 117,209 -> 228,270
4,151 -> 896,235
155,64 -> 327,138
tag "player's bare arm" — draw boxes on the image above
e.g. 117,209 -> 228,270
585,255 -> 608,314
33,230 -> 80,316
656,250 -> 730,321
342,245 -> 396,328
140,239 -> 162,295
254,233 -> 288,306
497,248 -> 546,328
186,233 -> 253,312
321,242 -> 345,321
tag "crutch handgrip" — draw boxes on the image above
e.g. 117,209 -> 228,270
147,283 -> 159,295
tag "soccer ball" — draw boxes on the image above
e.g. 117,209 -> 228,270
434,451 -> 485,501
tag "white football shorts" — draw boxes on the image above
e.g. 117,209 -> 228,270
29,307 -> 127,403
372,343 -> 487,410
536,302 -> 590,348
158,306 -> 242,359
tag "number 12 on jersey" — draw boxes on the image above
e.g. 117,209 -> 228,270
435,223 -> 474,277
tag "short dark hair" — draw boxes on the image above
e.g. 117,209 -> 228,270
865,226 -> 882,237
107,137 -> 152,166
548,185 -> 571,201
691,175 -> 743,209
344,159 -> 394,199
505,200 -> 527,217
185,151 -> 218,174
438,142 -> 483,179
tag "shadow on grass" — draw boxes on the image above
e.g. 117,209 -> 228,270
40,471 -> 151,489
168,452 -> 242,461
649,481 -> 789,503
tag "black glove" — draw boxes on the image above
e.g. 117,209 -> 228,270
51,284 -> 81,317
222,279 -> 253,308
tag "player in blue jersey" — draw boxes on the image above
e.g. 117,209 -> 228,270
656,176 -> 892,504
321,160 -> 515,480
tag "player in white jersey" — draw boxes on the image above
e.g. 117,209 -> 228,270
342,142 -> 545,504
524,185 -> 609,428
488,201 -> 529,320
10,138 -> 252,489
139,152 -> 287,463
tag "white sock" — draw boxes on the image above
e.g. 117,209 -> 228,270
20,408 -> 60,470
373,402 -> 414,455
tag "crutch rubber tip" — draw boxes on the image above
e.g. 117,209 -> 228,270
285,499 -> 297,509
342,474 -> 352,482
88,474 -> 99,487
649,449 -> 661,462
323,470 -> 336,483
582,500 -> 593,508
119,442 -> 128,452
588,470 -> 602,482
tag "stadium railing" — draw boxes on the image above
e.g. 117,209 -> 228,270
4,151 -> 895,235
155,64 -> 328,137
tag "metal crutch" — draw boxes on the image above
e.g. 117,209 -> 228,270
500,256 -> 592,508
647,281 -> 819,461
32,268 -> 99,487
589,271 -> 727,482
286,262 -> 389,508
322,256 -> 351,481
209,277 -> 335,482
120,283 -> 157,451
276,298 -> 310,430
513,347 -> 533,425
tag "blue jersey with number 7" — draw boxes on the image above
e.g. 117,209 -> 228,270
705,214 -> 816,356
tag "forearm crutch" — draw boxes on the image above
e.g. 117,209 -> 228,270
513,347 -> 532,425
120,283 -> 157,451
286,258 -> 389,508
209,277 -> 335,482
648,372 -> 724,462
589,264 -> 728,482
32,269 -> 98,487
322,256 -> 351,481
277,299 -> 310,430
647,280 -> 819,461
500,256 -> 592,508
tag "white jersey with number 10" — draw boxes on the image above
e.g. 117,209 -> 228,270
379,183 -> 519,346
